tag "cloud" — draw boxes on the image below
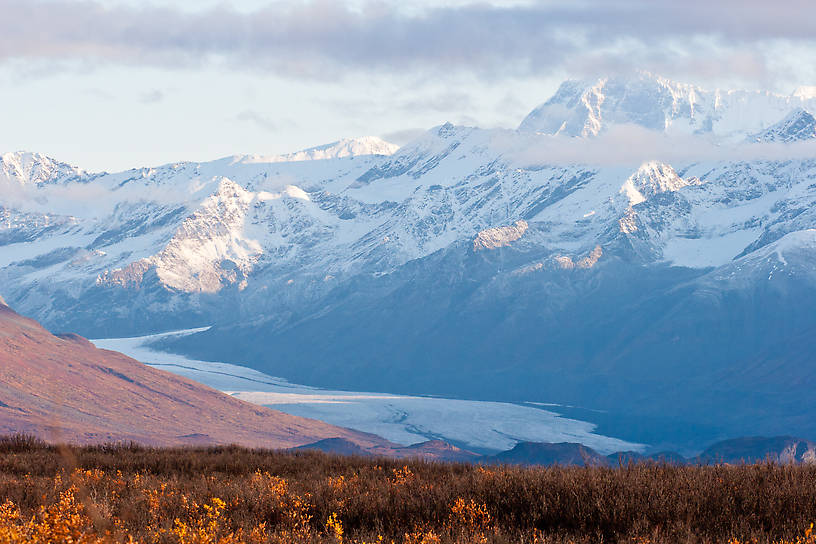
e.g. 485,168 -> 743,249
1,0 -> 814,86
235,110 -> 281,132
395,91 -> 476,114
380,128 -> 427,145
502,124 -> 816,168
84,88 -> 114,101
140,89 -> 164,103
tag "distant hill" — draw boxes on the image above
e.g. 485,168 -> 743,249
490,437 -> 816,467
294,438 -> 481,463
491,442 -> 608,467
696,436 -> 816,464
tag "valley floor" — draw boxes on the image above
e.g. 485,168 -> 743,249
91,329 -> 640,454
0,437 -> 814,543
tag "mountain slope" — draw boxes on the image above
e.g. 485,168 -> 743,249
162,230 -> 816,449
0,298 -> 388,449
750,108 -> 816,143
0,151 -> 88,187
258,136 -> 400,162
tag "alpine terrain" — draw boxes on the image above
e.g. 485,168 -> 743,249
3,73 -> 816,451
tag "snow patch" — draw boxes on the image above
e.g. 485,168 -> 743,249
256,185 -> 311,201
662,230 -> 762,268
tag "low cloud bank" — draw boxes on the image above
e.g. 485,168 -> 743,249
502,125 -> 816,168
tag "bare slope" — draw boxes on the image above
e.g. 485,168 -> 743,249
0,298 -> 387,449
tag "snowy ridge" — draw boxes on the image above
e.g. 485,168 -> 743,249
750,109 -> 816,143
4,131 -> 816,313
519,73 -> 816,141
241,136 -> 399,163
0,151 -> 88,186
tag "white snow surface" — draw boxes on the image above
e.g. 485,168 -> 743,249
1,151 -> 86,186
91,330 -> 643,454
519,73 -> 816,140
240,137 -> 399,163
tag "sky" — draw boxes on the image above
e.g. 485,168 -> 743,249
1,0 -> 815,172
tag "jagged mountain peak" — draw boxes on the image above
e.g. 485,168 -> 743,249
0,151 -> 87,186
518,73 -> 707,136
619,161 -> 697,206
750,108 -> 816,143
519,74 -> 816,141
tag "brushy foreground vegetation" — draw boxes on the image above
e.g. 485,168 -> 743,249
0,437 -> 815,543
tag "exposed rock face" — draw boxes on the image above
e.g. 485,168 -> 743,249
0,151 -> 86,186
518,73 -> 816,138
554,245 -> 603,269
473,220 -> 528,251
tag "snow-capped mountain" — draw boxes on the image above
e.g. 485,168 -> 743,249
750,108 -> 816,143
519,73 -> 816,141
241,136 -> 399,163
0,151 -> 88,186
3,73 -> 816,451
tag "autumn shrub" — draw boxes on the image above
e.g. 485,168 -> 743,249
0,437 -> 815,543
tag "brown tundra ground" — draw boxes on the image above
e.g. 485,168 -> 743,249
0,437 -> 815,543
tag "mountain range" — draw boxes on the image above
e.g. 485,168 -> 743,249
2,72 -> 816,452
299,436 -> 816,467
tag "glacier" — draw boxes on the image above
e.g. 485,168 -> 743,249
90,329 -> 641,454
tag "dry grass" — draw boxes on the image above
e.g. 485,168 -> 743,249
0,436 -> 815,543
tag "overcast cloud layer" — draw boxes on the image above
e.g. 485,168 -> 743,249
2,0 -> 815,87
